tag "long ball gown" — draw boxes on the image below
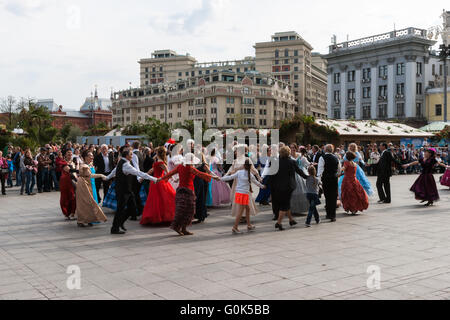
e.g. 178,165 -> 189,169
340,161 -> 369,213
103,180 -> 147,211
441,166 -> 450,188
290,154 -> 310,214
255,155 -> 271,204
207,156 -> 231,206
58,160 -> 76,217
410,158 -> 440,202
160,165 -> 213,232
194,162 -> 209,221
140,161 -> 176,225
338,151 -> 374,199
75,164 -> 107,224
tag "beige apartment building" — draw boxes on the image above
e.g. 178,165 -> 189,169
255,31 -> 327,118
112,72 -> 296,129
114,31 -> 328,129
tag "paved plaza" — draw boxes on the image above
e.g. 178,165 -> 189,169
0,174 -> 449,300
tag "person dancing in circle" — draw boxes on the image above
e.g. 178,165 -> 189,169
402,148 -> 448,207
340,151 -> 369,215
221,159 -> 266,234
158,153 -> 219,236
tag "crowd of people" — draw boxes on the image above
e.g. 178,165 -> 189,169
1,139 -> 449,236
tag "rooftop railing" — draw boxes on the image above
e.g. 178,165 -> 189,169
329,27 -> 428,53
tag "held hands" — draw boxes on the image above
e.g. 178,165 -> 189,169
402,164 -> 409,169
101,174 -> 108,181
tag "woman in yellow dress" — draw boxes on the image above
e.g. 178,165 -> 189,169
75,150 -> 108,228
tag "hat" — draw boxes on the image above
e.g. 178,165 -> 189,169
183,153 -> 200,165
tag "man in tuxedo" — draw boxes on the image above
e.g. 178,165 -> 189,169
317,144 -> 340,222
311,145 -> 323,170
94,144 -> 114,203
130,141 -> 145,220
106,150 -> 157,234
376,143 -> 401,204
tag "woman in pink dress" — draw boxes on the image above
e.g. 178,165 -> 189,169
208,149 -> 231,206
141,147 -> 176,225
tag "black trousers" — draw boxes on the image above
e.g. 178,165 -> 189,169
0,174 -> 6,194
322,177 -> 338,220
95,176 -> 111,203
112,192 -> 136,232
376,176 -> 391,202
132,180 -> 143,217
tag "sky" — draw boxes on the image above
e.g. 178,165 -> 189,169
0,0 -> 447,110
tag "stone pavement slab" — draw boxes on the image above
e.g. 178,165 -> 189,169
0,174 -> 449,300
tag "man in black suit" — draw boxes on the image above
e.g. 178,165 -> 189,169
376,143 -> 401,204
317,144 -> 340,222
94,144 -> 114,203
311,145 -> 323,170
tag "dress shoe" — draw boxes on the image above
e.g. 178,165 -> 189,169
120,224 -> 127,231
330,218 -> 336,222
275,223 -> 284,231
384,201 -> 391,204
111,229 -> 126,235
289,220 -> 298,227
377,200 -> 385,204
130,216 -> 138,221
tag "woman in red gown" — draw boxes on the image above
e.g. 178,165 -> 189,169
141,147 -> 176,225
340,151 -> 369,215
58,149 -> 78,220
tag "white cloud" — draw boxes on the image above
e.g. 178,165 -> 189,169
0,0 -> 447,109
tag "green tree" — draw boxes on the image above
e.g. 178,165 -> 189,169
59,122 -> 73,141
67,126 -> 83,142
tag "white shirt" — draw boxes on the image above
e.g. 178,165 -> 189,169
221,169 -> 264,195
131,149 -> 140,170
317,153 -> 341,178
102,153 -> 110,173
106,159 -> 157,183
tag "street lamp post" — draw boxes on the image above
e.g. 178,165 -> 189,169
439,44 -> 449,122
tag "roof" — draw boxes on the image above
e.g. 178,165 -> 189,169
316,119 -> 434,137
36,99 -> 60,112
80,97 -> 112,112
52,111 -> 89,118
420,122 -> 450,132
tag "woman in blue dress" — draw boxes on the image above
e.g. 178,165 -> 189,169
338,143 -> 374,199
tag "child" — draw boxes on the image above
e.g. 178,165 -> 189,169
305,166 -> 321,227
221,159 -> 266,234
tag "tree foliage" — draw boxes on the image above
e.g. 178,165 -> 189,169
122,118 -> 171,147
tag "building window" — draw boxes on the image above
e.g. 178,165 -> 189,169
362,105 -> 371,119
274,60 -> 279,65
396,63 -> 405,75
294,66 -> 299,72
294,83 -> 299,88
416,62 -> 423,75
416,83 -> 423,95
347,89 -> 355,101
334,73 -> 340,84
185,72 -> 189,76
416,103 -> 422,117
294,50 -> 298,56
396,83 -> 405,95
347,71 -> 355,82
333,108 -> 341,119
363,87 -> 371,99
284,59 -> 289,64
334,90 -> 340,103
378,104 -> 387,119
346,107 -> 355,118
432,64 -> 435,75
378,85 -> 387,97
379,65 -> 388,77
363,68 -> 371,80
294,75 -> 299,80
275,50 -> 279,58
436,104 -> 442,116
396,103 -> 405,117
